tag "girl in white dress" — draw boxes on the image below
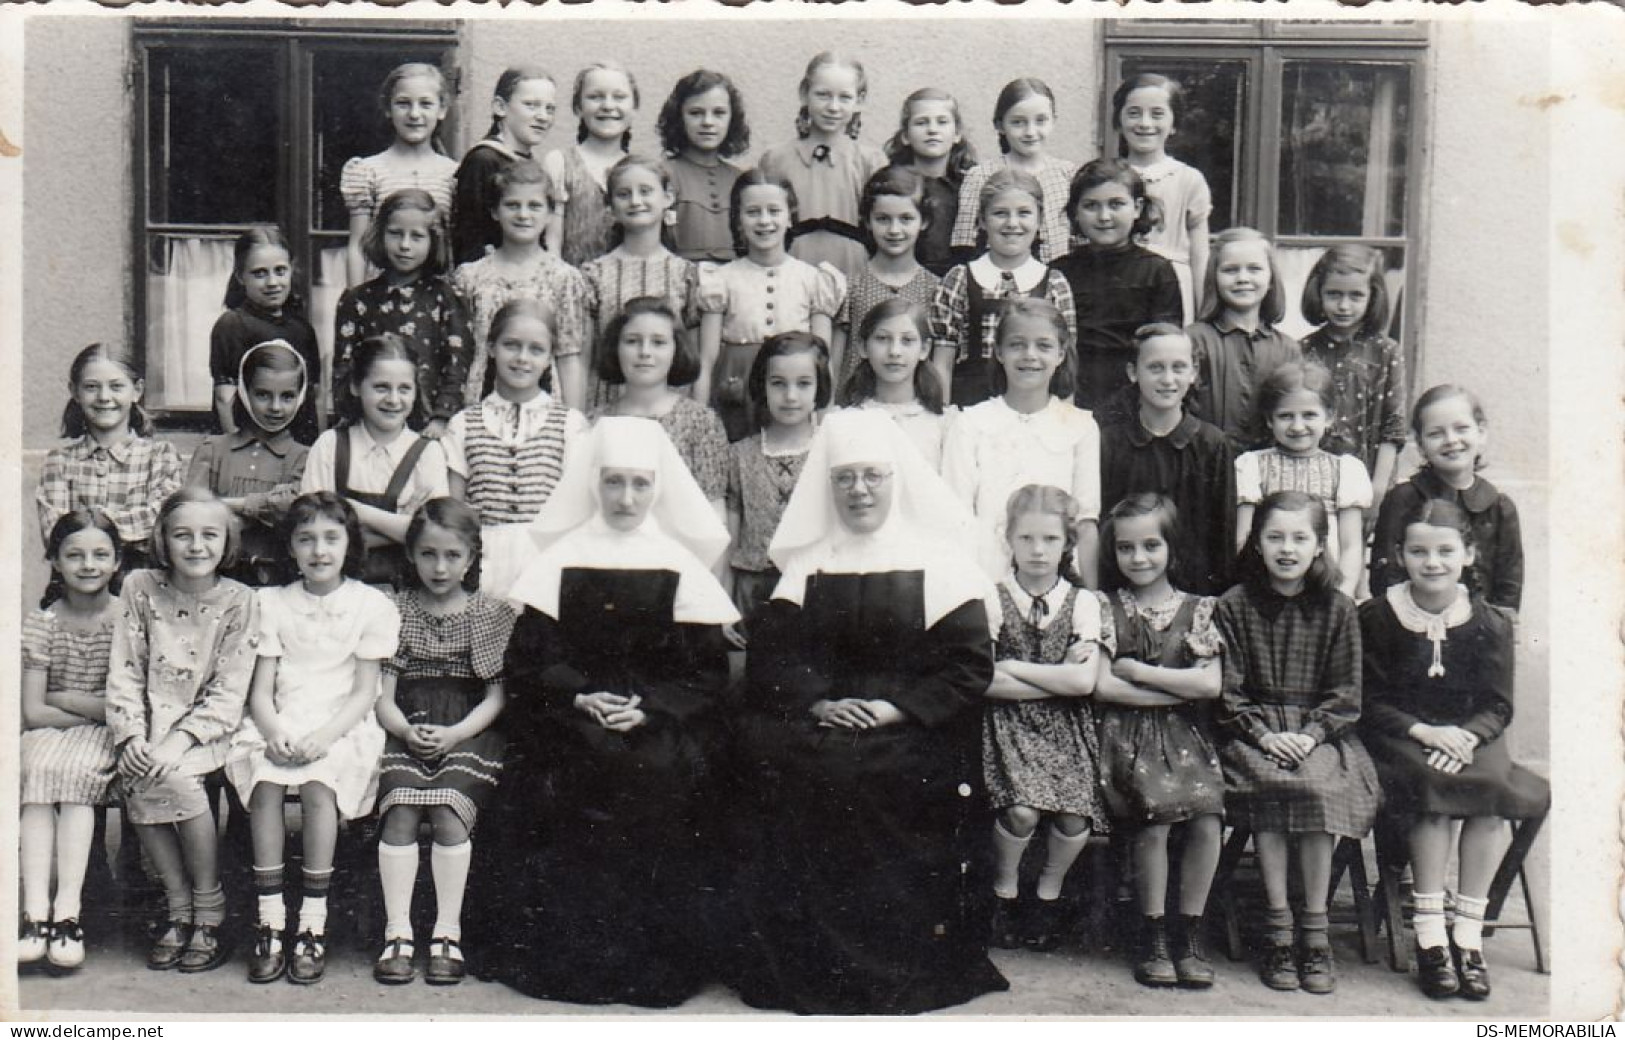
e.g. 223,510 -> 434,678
227,492 -> 401,985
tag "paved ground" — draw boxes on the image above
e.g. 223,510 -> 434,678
17,814 -> 1549,1019
17,889 -> 1548,1018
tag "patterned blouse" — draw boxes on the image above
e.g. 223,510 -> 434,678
104,571 -> 260,773
340,151 -> 459,222
1235,447 -> 1373,567
334,274 -> 474,423
386,589 -> 517,681
594,395 -> 730,502
1095,588 -> 1223,662
928,257 -> 1078,365
950,155 -> 1080,265
1215,583 -> 1361,747
450,252 -> 591,405
726,433 -> 809,572
836,264 -> 941,383
1299,327 -> 1408,471
36,436 -> 184,550
23,607 -> 115,702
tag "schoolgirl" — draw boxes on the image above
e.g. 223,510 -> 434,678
836,297 -> 953,470
451,66 -> 558,265
542,63 -> 638,266
659,69 -> 751,264
36,342 -> 183,573
830,166 -> 941,382
950,78 -> 1078,265
883,87 -> 977,275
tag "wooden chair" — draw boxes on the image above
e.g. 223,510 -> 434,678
1212,824 -> 1379,963
1371,808 -> 1548,974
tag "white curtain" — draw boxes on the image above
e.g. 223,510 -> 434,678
1276,245 -> 1324,341
311,246 -> 347,416
146,237 -> 234,411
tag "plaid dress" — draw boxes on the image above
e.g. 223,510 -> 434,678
1214,584 -> 1379,838
376,590 -> 517,832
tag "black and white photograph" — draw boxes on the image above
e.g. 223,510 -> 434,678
1,0 -> 1620,1023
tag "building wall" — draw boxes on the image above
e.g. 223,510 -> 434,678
1422,20 -> 1550,760
15,14 -> 1553,759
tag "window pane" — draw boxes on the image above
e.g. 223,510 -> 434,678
146,46 -> 280,226
144,233 -> 235,410
1118,58 -> 1246,233
311,48 -> 453,233
1278,62 -> 1410,237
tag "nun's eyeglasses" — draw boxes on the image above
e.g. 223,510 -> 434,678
830,466 -> 893,492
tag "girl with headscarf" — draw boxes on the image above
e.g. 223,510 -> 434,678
471,416 -> 739,1007
732,407 -> 1009,1015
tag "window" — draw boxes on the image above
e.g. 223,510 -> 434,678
1103,21 -> 1426,361
134,19 -> 460,420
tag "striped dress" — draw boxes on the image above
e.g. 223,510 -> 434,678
340,150 -> 459,226
443,392 -> 588,599
20,607 -> 119,806
377,590 -> 517,831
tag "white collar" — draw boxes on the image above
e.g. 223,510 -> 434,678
969,254 -> 1048,293
1386,582 -> 1472,677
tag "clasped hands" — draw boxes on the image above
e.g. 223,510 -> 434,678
811,698 -> 905,730
575,691 -> 648,732
1410,723 -> 1479,775
1258,731 -> 1319,769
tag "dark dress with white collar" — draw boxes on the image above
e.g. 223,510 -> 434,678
732,570 -> 1009,1015
471,567 -> 732,1008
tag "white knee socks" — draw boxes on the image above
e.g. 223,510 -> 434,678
430,841 -> 472,941
991,821 -> 1032,900
378,841 -> 419,942
1413,890 -> 1448,949
1037,826 -> 1090,902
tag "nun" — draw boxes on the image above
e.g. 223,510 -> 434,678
732,407 -> 1010,1015
475,416 -> 740,1007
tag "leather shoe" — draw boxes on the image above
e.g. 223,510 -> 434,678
1260,942 -> 1300,991
1454,943 -> 1492,1001
374,938 -> 416,985
248,925 -> 285,984
288,931 -> 327,985
425,937 -> 465,986
147,920 -> 191,971
177,923 -> 230,973
1416,944 -> 1459,999
1298,943 -> 1337,995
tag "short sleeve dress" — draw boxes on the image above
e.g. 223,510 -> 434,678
20,607 -> 119,807
340,151 -> 459,226
1236,448 -> 1374,568
1094,589 -> 1226,825
757,137 -> 887,279
377,590 -> 518,832
981,579 -> 1108,830
835,263 -> 941,386
580,251 -> 700,407
695,257 -> 845,440
450,253 -> 591,405
225,580 -> 401,820
1135,156 -> 1213,326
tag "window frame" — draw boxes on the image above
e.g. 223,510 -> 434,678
130,18 -> 463,429
1101,21 -> 1429,373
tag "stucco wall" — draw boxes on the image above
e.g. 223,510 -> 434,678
22,18 -> 130,445
1423,19 -> 1550,761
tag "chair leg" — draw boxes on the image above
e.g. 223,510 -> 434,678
1214,826 -> 1252,961
1342,839 -> 1379,964
1485,815 -> 1544,929
1372,820 -> 1412,972
1520,861 -> 1548,974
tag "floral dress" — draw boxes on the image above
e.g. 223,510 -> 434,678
981,578 -> 1108,830
451,252 -> 591,405
1094,589 -> 1225,825
333,274 -> 473,425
